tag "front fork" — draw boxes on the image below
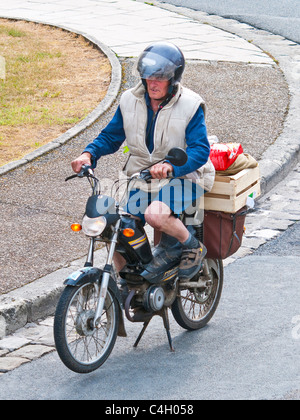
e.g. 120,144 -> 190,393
91,219 -> 121,328
85,237 -> 95,267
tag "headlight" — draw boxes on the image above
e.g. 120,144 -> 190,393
82,215 -> 107,237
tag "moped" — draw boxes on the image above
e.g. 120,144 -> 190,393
54,148 -> 223,373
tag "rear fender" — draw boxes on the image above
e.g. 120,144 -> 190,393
205,258 -> 223,281
64,267 -> 127,337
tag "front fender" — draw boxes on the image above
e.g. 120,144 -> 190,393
64,267 -> 102,287
64,267 -> 127,337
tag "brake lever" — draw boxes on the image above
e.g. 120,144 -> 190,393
65,174 -> 78,182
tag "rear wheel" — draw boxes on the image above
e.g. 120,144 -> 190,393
172,259 -> 223,330
54,280 -> 119,373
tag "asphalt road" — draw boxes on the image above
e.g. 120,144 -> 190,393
0,223 -> 299,400
160,0 -> 300,44
255,220 -> 300,256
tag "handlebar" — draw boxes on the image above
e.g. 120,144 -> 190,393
65,165 -> 94,182
65,161 -> 176,205
65,164 -> 100,195
139,169 -> 152,182
137,168 -> 174,182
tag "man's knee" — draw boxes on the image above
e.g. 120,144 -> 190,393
144,201 -> 171,230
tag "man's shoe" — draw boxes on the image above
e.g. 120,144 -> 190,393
178,243 -> 207,280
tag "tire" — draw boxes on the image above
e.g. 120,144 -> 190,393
172,259 -> 223,331
54,280 -> 119,374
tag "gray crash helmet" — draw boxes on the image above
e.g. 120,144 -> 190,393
134,42 -> 185,93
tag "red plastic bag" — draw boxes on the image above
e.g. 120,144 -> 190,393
210,143 -> 243,171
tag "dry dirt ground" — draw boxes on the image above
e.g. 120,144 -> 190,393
0,18 -> 111,166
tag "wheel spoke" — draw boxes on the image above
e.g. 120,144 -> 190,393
172,260 -> 223,330
54,281 -> 119,372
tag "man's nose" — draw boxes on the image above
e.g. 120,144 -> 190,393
148,79 -> 159,86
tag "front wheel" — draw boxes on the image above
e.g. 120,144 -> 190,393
54,280 -> 119,374
172,259 -> 223,331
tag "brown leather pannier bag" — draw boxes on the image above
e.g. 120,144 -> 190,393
203,206 -> 248,260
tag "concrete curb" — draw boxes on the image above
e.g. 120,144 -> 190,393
0,18 -> 122,177
0,247 -> 108,338
1,5 -> 299,337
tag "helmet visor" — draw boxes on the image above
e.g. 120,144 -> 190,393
134,51 -> 179,81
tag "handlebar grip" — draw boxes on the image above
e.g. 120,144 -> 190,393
139,169 -> 174,181
78,164 -> 91,178
139,169 -> 152,181
65,164 -> 94,181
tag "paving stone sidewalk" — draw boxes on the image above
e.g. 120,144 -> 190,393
0,316 -> 54,375
0,0 -> 273,64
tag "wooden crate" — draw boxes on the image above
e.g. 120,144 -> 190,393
204,166 -> 261,213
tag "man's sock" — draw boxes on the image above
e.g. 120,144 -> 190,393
181,232 -> 200,249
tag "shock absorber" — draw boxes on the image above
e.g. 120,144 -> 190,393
194,222 -> 204,243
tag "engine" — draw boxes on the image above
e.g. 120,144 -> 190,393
144,286 -> 165,312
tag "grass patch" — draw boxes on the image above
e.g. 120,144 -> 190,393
0,19 -> 111,166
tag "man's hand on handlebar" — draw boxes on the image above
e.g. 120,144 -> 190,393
150,162 -> 173,180
71,152 -> 92,173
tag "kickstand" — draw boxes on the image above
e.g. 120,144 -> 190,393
161,308 -> 175,352
133,320 -> 151,348
133,309 -> 175,352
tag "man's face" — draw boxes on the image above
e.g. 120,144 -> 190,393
146,79 -> 170,101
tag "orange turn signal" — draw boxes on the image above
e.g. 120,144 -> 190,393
71,223 -> 82,232
122,228 -> 135,238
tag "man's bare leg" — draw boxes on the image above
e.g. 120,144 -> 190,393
113,252 -> 126,272
144,201 -> 206,279
144,201 -> 189,243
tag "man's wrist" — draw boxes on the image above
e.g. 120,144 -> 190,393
81,152 -> 92,159
163,161 -> 174,172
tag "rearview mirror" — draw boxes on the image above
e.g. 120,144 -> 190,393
165,147 -> 188,167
